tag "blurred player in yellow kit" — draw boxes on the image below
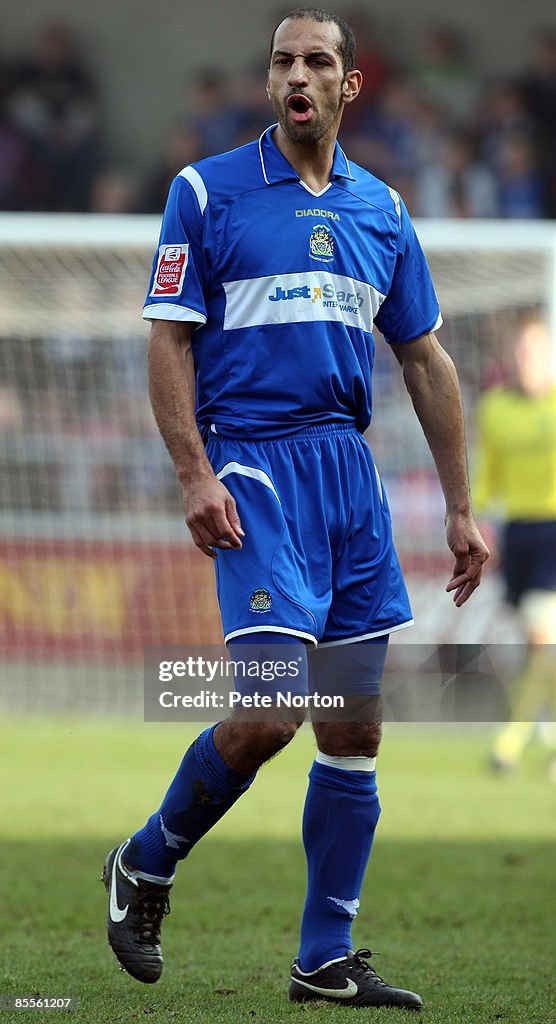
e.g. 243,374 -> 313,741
474,316 -> 556,775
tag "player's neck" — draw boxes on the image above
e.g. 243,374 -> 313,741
273,126 -> 337,194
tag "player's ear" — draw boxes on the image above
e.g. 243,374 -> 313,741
342,70 -> 362,104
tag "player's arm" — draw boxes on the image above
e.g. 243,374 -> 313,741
390,331 -> 489,606
148,319 -> 244,558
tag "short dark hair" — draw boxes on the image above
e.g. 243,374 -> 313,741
269,7 -> 356,75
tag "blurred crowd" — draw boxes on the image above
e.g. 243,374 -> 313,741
0,332 -> 181,515
1,17 -> 555,218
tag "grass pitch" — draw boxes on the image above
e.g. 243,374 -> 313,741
0,719 -> 554,1024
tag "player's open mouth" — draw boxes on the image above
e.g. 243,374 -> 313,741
287,94 -> 313,122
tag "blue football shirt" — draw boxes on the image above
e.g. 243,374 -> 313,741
143,125 -> 441,439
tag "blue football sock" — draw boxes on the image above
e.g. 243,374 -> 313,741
125,724 -> 255,879
298,757 -> 381,972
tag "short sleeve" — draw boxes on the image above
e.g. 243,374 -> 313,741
374,197 -> 441,344
142,171 -> 208,325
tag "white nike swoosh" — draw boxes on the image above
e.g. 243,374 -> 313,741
109,844 -> 133,923
292,977 -> 358,999
327,896 -> 360,917
160,814 -> 190,849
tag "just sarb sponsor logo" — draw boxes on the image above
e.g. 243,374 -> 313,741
268,280 -> 364,316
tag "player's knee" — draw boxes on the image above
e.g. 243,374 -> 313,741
313,720 -> 382,758
225,714 -> 303,763
257,718 -> 303,754
250,719 -> 301,765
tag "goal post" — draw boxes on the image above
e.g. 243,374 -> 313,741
1,214 -> 555,711
420,218 -> 556,346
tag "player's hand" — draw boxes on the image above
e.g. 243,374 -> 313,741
182,475 -> 245,559
445,510 -> 490,607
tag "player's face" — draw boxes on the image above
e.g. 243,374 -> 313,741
267,18 -> 355,145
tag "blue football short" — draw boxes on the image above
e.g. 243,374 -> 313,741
205,423 -> 413,647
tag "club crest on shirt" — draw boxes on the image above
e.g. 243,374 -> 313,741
309,223 -> 335,262
249,588 -> 272,613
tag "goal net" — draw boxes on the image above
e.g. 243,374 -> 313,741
1,214 -> 555,713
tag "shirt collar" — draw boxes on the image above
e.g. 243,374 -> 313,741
258,124 -> 356,186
